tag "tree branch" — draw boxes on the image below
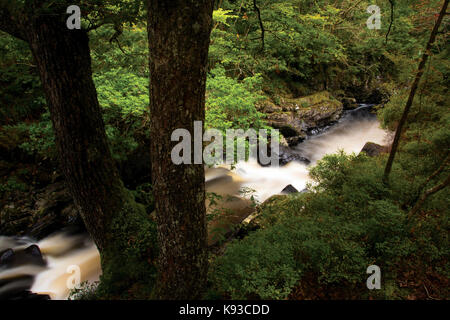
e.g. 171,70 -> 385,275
385,0 -> 395,44
418,154 -> 449,193
408,174 -> 450,217
253,0 -> 265,52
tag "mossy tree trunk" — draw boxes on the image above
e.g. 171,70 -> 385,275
147,0 -> 214,299
0,2 -> 157,296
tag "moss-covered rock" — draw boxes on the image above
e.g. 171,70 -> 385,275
97,200 -> 158,299
360,142 -> 389,157
266,91 -> 343,145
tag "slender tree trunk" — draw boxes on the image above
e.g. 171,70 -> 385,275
147,0 -> 214,299
383,0 -> 449,182
0,3 -> 157,296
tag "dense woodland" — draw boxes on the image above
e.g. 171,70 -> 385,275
0,0 -> 449,300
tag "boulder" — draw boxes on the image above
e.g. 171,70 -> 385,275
0,244 -> 46,268
361,142 -> 388,157
266,91 -> 343,146
0,245 -> 49,300
0,182 -> 83,239
277,146 -> 310,166
30,182 -> 82,238
281,184 -> 298,194
258,100 -> 280,114
267,111 -> 307,144
257,145 -> 310,167
341,97 -> 358,110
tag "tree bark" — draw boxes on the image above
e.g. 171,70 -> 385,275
1,2 -> 157,296
24,11 -> 124,251
383,0 -> 449,182
147,0 -> 214,299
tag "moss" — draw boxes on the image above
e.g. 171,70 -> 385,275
96,190 -> 158,299
284,91 -> 331,106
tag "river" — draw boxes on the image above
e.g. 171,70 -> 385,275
0,104 -> 390,299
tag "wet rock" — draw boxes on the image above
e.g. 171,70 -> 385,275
258,100 -> 280,114
361,142 -> 388,157
281,184 -> 298,194
0,245 -> 48,300
341,97 -> 358,110
0,244 -> 46,268
267,91 -> 343,146
0,182 -> 84,239
276,146 -> 310,166
118,139 -> 152,189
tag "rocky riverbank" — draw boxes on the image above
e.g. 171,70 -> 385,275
260,91 -> 345,146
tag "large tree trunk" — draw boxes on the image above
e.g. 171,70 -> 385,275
25,12 -> 123,252
147,0 -> 214,299
0,3 -> 157,296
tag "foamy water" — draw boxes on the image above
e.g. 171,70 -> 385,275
0,105 -> 389,299
217,105 -> 390,202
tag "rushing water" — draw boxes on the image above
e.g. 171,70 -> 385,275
0,105 -> 389,299
207,104 -> 390,202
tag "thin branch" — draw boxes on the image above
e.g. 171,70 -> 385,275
385,0 -> 395,44
418,154 -> 449,193
409,173 -> 450,217
253,0 -> 265,52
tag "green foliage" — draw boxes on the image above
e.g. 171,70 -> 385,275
211,152 -> 448,299
68,281 -> 100,300
206,66 -> 266,131
0,176 -> 28,197
0,32 -> 45,125
94,69 -> 149,118
11,112 -> 56,160
211,223 -> 301,299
